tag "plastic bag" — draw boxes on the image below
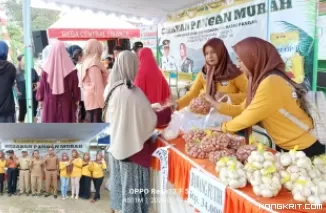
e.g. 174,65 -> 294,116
162,112 -> 182,140
179,96 -> 232,131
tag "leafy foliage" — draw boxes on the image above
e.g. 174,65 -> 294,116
2,0 -> 60,63
277,21 -> 315,89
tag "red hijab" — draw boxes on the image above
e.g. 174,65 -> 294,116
134,48 -> 171,104
202,38 -> 242,96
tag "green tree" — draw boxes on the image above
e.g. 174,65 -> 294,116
2,0 -> 60,63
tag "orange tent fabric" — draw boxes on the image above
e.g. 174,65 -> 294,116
151,136 -> 326,213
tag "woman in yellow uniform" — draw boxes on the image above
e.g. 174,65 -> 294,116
59,153 -> 71,200
176,38 -> 247,110
205,37 -> 325,157
70,149 -> 82,199
89,153 -> 106,202
0,151 -> 6,196
79,153 -> 92,200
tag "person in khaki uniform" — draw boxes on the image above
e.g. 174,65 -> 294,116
18,149 -> 31,195
30,150 -> 43,196
43,147 -> 59,198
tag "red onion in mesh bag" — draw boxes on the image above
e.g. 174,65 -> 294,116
236,145 -> 257,162
208,149 -> 236,163
183,129 -> 206,144
227,135 -> 246,150
185,142 -> 208,159
189,97 -> 211,115
201,132 -> 230,152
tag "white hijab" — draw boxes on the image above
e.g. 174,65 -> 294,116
104,51 -> 157,160
41,45 -> 53,68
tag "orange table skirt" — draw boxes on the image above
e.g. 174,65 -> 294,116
151,136 -> 326,213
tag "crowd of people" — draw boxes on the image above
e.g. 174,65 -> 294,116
0,147 -> 106,203
0,34 -> 324,213
102,37 -> 324,213
0,39 -> 154,123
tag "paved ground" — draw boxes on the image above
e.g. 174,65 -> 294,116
0,191 -> 111,213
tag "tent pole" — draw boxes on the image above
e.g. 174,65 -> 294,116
266,0 -> 271,42
23,0 -> 34,123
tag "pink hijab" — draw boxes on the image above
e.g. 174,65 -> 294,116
81,39 -> 107,83
42,41 -> 75,95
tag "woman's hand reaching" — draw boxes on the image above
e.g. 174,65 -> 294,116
214,92 -> 228,102
204,94 -> 219,109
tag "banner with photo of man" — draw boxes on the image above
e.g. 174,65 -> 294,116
158,0 -> 317,88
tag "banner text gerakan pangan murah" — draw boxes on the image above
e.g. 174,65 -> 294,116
161,0 -> 292,35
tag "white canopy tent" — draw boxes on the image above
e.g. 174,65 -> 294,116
31,0 -> 206,21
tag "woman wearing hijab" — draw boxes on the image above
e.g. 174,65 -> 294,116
205,37 -> 324,157
134,47 -> 171,104
36,41 -> 81,123
79,153 -> 91,200
176,38 -> 247,110
0,41 -> 16,123
89,153 -> 106,203
15,54 -> 39,123
103,51 -> 173,213
70,149 -> 82,199
81,39 -> 108,123
59,153 -> 72,200
67,45 -> 82,65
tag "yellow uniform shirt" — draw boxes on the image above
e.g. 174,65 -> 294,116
0,159 -> 6,174
89,161 -> 107,179
59,161 -> 70,178
219,75 -> 315,150
81,161 -> 91,177
70,158 -> 82,178
177,72 -> 248,109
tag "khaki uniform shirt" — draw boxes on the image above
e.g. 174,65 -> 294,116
43,155 -> 59,170
19,157 -> 31,170
31,158 -> 43,176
